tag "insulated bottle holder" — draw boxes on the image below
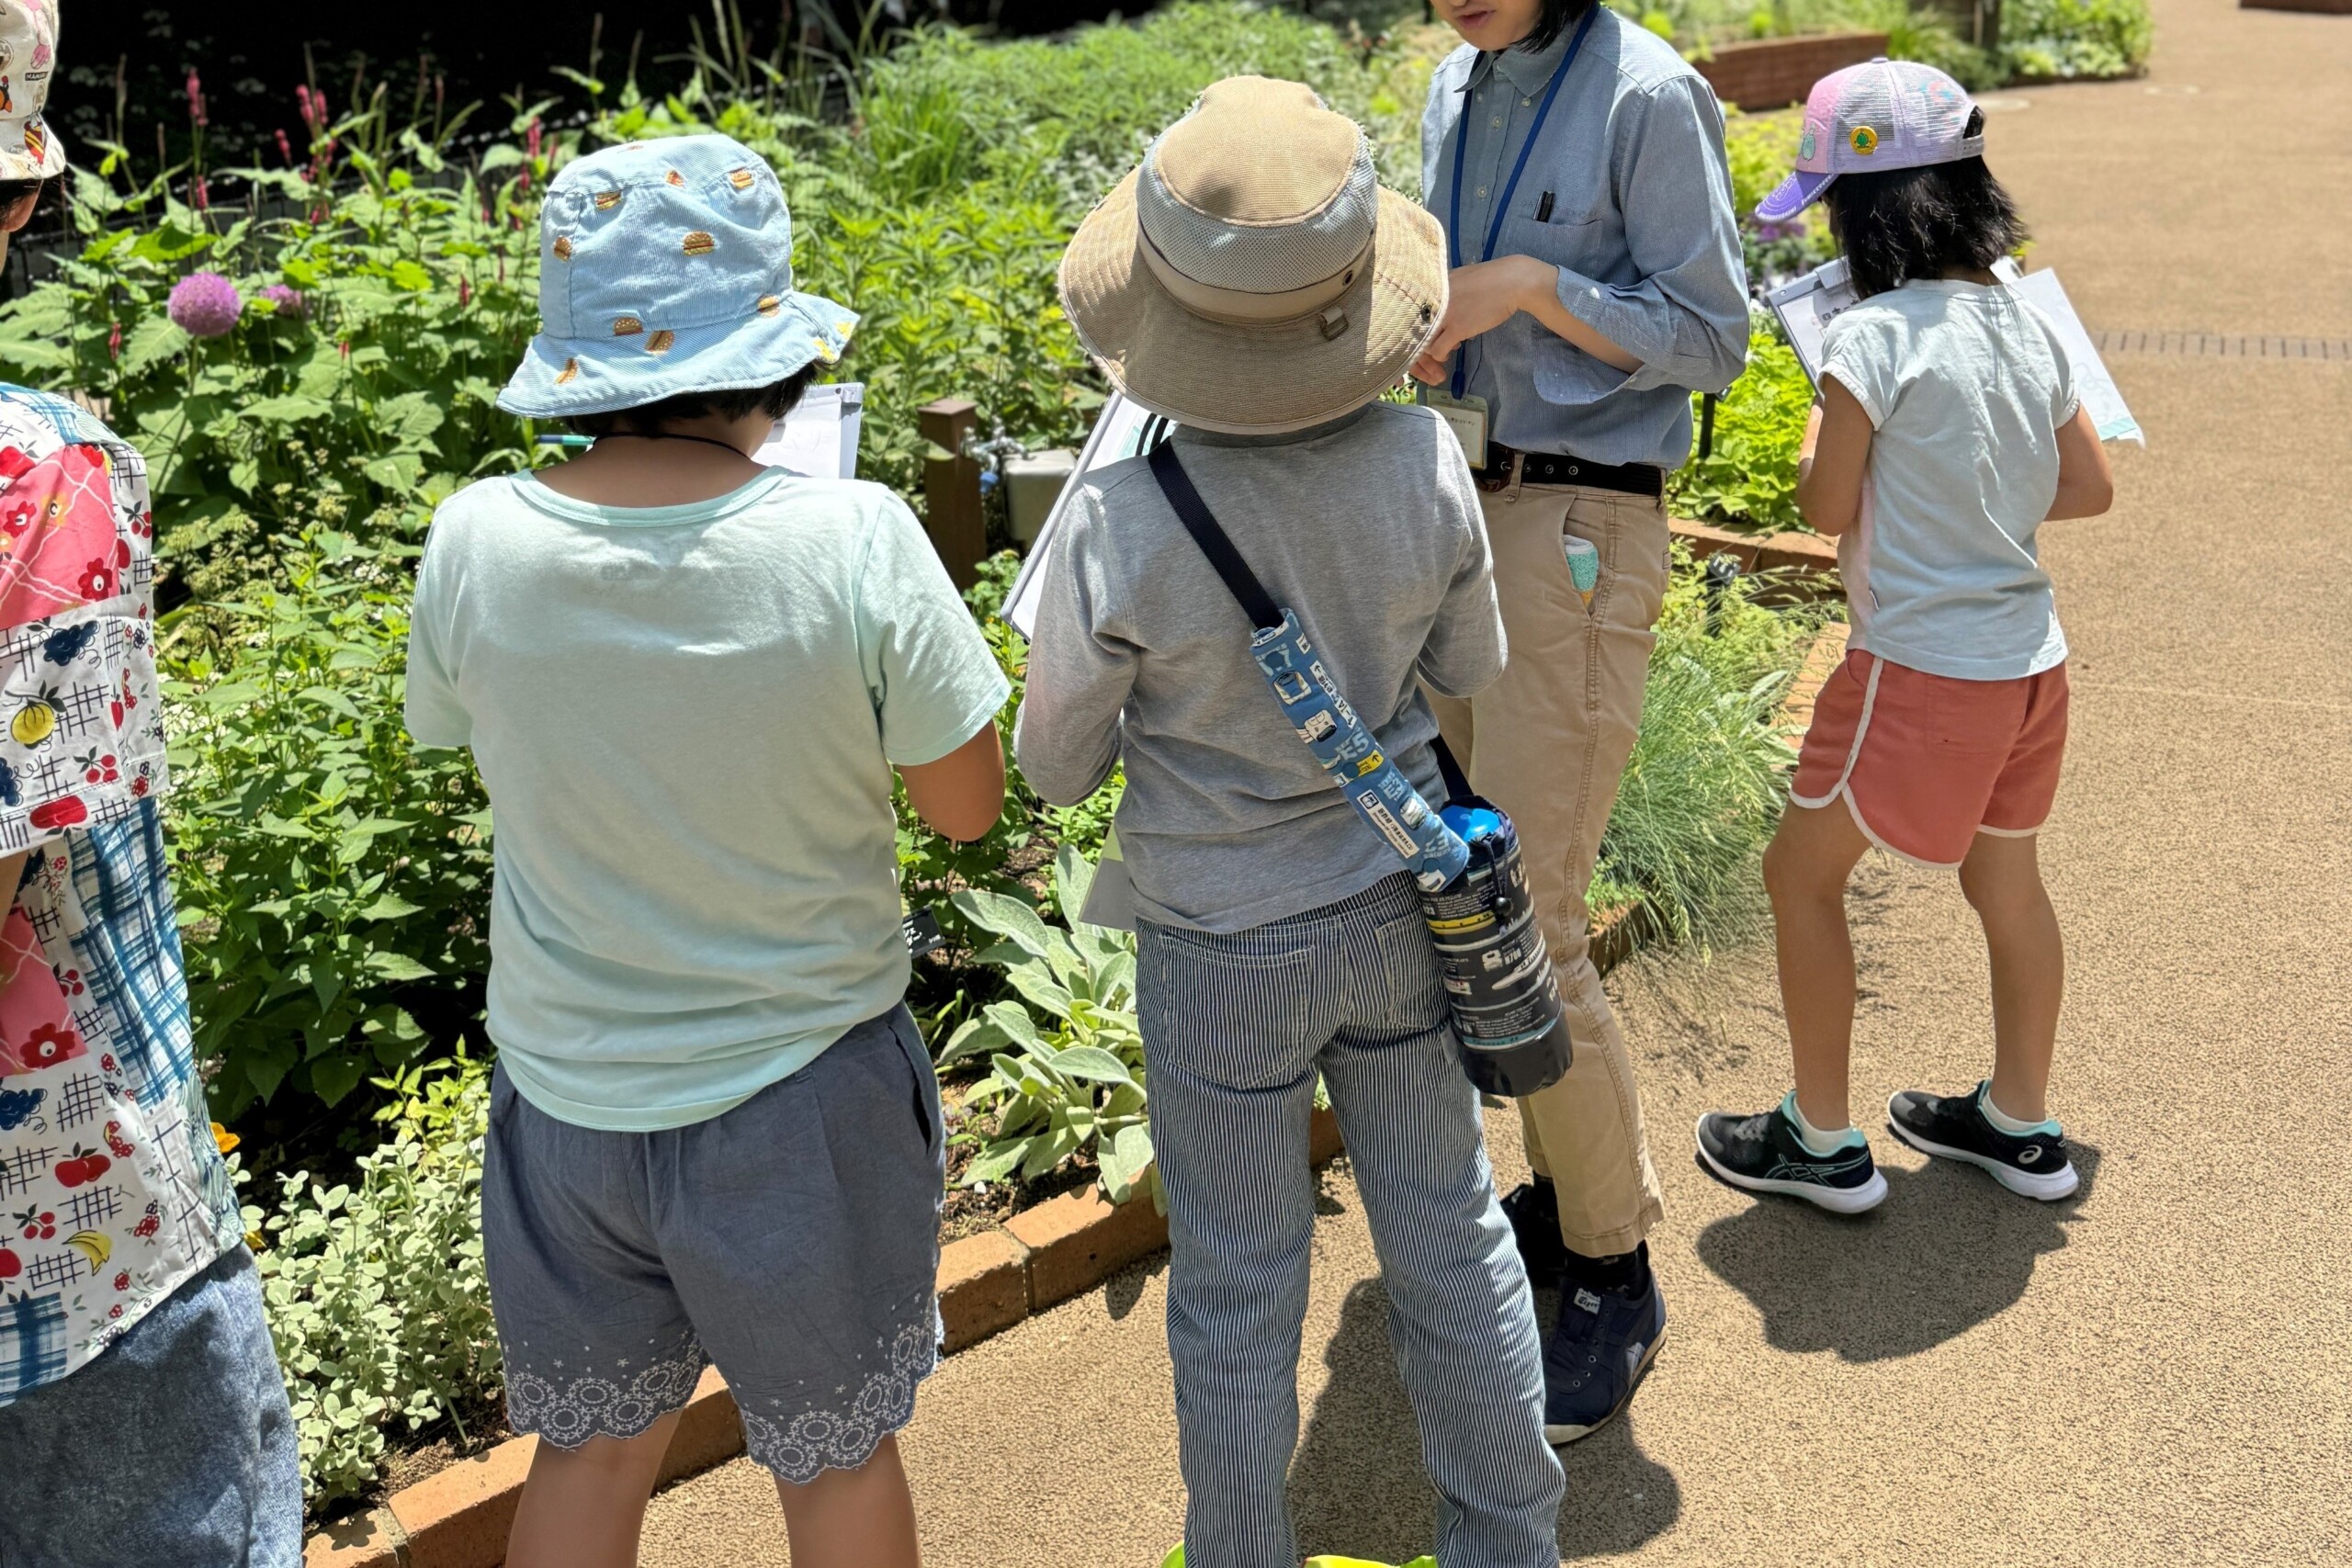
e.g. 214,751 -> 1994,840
1147,443 -> 1572,1099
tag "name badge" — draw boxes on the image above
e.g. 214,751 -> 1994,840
1419,391 -> 1489,470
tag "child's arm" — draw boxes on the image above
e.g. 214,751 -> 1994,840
2045,405 -> 2115,520
1794,378 -> 1873,538
1012,491 -> 1135,808
899,725 -> 1006,844
1416,434 -> 1507,699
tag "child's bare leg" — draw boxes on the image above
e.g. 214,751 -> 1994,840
774,1434 -> 922,1568
505,1412 -> 682,1568
1763,801 -> 1874,1130
1957,831 -> 2064,1122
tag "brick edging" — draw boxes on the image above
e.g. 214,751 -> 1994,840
1670,516 -> 1841,592
304,1107 -> 1347,1567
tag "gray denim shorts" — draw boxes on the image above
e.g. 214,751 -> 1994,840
481,1005 -> 945,1483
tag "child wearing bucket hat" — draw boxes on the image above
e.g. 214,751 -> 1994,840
405,134 -> 1009,1568
1695,61 -> 2114,1214
0,6 -> 307,1565
1018,77 -> 1564,1567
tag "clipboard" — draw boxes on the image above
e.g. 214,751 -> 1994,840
1001,392 -> 1173,637
1764,259 -> 2142,445
752,381 -> 867,478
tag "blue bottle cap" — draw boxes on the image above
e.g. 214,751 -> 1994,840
1440,804 -> 1504,843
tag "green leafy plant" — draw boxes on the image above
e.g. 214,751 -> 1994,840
244,1050 -> 499,1506
1672,329 -> 1814,534
0,115 -> 546,601
1590,547 -> 1826,948
163,533 -> 491,1117
2001,0 -> 2153,80
942,844 -> 1156,1205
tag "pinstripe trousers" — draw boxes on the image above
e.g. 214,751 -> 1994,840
1137,874 -> 1565,1568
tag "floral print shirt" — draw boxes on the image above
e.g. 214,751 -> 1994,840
0,386 -> 237,1404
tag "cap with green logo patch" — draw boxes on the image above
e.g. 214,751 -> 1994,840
1755,57 -> 1982,223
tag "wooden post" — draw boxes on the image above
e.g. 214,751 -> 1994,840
918,398 -> 984,591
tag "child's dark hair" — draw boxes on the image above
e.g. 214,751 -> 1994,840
1823,111 -> 2027,299
565,363 -> 821,439
1516,0 -> 1598,54
0,177 -> 45,212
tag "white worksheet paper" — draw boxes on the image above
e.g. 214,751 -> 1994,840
1002,392 -> 1168,638
1767,259 -> 2142,445
753,381 -> 866,478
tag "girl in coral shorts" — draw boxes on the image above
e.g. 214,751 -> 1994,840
1694,61 -> 2115,1213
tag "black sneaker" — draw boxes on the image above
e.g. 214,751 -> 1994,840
1542,1246 -> 1666,1445
1500,1178 -> 1568,1283
1693,1096 -> 1887,1214
1887,1084 -> 2078,1201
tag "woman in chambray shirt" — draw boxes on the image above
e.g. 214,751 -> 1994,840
1413,0 -> 1748,1450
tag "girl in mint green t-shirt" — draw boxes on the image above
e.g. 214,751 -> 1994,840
405,134 -> 1005,1568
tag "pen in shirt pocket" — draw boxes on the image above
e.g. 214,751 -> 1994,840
1535,191 -> 1555,222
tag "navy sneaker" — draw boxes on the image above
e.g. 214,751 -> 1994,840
1500,1178 -> 1568,1284
1542,1248 -> 1666,1444
1693,1096 -> 1888,1214
1888,1084 -> 2078,1201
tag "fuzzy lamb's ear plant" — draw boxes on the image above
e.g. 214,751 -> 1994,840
944,843 -> 1156,1206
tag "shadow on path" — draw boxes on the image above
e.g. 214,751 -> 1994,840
1290,1279 -> 1682,1563
1694,1143 -> 2101,1362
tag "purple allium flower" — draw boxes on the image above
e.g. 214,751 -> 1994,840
167,272 -> 243,337
258,284 -> 306,319
1750,217 -> 1805,243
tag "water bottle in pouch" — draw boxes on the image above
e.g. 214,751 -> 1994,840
1420,801 -> 1573,1097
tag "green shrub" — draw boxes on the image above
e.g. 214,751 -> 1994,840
0,139 -> 543,600
1671,330 -> 1813,533
245,1052 -> 499,1506
164,534 -> 492,1117
2001,0 -> 2153,80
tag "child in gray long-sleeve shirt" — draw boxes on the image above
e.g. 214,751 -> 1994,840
1016,75 -> 1565,1568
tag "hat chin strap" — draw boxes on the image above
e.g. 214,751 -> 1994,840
1136,220 -> 1376,328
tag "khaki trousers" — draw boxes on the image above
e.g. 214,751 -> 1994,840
1427,472 -> 1668,1258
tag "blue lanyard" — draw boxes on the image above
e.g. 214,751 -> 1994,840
1445,2 -> 1599,397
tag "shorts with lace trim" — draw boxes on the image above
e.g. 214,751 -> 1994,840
481,1006 -> 945,1483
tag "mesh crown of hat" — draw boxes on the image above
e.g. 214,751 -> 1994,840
1136,77 -> 1378,298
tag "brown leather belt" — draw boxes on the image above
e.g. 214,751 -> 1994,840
1478,444 -> 1665,499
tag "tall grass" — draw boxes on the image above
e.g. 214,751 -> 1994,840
1592,548 -> 1833,953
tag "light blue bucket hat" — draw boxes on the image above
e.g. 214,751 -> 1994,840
499,133 -> 857,419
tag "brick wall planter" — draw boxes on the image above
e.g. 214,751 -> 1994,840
1670,516 -> 1840,599
1693,32 -> 1889,110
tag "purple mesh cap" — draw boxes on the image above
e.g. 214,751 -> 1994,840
1754,58 -> 1984,223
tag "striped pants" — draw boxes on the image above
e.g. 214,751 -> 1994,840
1137,874 -> 1564,1568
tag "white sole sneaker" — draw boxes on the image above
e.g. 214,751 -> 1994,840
1544,1325 -> 1667,1446
1693,1116 -> 1889,1213
1885,1102 -> 2081,1201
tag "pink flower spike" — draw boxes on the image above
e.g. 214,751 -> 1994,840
186,71 -> 208,130
526,117 -> 542,162
107,321 -> 121,360
457,276 -> 471,307
275,129 -> 292,164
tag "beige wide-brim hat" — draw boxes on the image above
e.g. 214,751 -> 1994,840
1059,76 -> 1446,436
